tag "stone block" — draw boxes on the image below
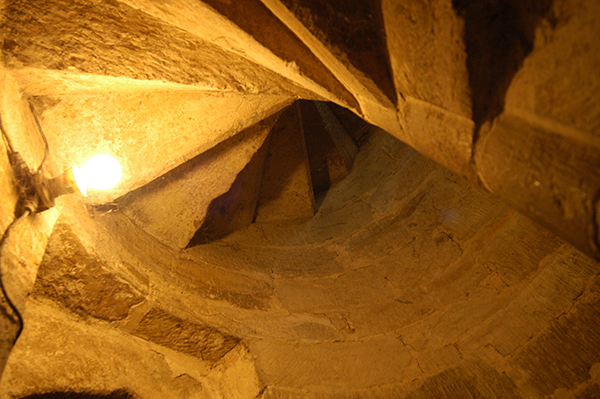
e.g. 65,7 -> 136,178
34,223 -> 147,322
120,112 -> 273,248
131,307 -> 240,363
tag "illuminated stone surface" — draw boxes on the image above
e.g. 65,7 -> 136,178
0,0 -> 599,398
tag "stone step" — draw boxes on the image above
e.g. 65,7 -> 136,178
300,101 -> 358,206
118,110 -> 282,249
186,101 -> 370,246
33,91 -> 293,203
186,127 -> 273,247
254,103 -> 316,223
2,0 -> 308,97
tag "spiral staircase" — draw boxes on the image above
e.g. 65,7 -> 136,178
1,0 -> 600,398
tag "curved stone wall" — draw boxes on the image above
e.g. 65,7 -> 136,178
3,126 -> 598,398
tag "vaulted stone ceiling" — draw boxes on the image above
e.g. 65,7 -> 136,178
0,0 -> 599,398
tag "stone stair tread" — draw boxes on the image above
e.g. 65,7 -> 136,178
118,111 -> 281,249
313,100 -> 359,172
254,103 -> 316,223
33,91 -> 293,203
300,101 -> 357,202
186,129 -> 273,247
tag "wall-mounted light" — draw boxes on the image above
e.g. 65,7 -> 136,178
0,102 -> 124,361
73,154 -> 122,196
34,154 -> 122,211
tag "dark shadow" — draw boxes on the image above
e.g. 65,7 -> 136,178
186,131 -> 272,247
250,105 -> 310,221
21,390 -> 133,399
187,104 -> 308,246
116,111 -> 281,208
326,102 -> 371,146
452,0 -> 554,134
302,100 -> 368,209
186,101 -> 371,247
280,0 -> 397,106
300,101 -> 333,200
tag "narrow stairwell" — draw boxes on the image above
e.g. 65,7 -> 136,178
116,100 -> 366,248
1,0 -> 599,398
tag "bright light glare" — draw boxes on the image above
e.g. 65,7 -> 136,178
73,154 -> 122,196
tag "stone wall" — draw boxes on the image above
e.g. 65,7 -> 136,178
0,0 -> 599,397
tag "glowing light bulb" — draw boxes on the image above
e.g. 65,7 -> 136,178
72,154 -> 122,196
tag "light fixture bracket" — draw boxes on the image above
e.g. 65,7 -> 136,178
33,168 -> 77,212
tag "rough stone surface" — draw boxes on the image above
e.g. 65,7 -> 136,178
0,301 -> 260,399
0,0 -> 599,398
476,111 -> 600,259
119,112 -> 274,248
116,0 -> 340,105
33,91 -> 293,203
474,0 -> 600,259
131,307 -> 240,363
255,104 -> 315,222
280,0 -> 396,106
382,0 -> 471,117
1,0 -> 309,96
260,0 -> 403,138
197,0 -> 359,110
0,66 -> 59,378
507,275 -> 600,397
250,335 -> 418,390
453,0 -> 554,129
504,0 -> 600,137
401,96 -> 475,177
33,222 -> 147,322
